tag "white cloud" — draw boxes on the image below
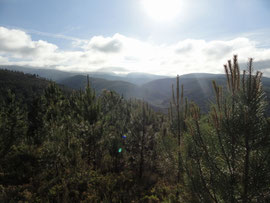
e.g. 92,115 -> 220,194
84,34 -> 123,53
1,26 -> 270,76
0,27 -> 57,58
0,56 -> 8,63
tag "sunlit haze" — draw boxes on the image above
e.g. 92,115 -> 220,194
1,0 -> 270,76
141,0 -> 182,22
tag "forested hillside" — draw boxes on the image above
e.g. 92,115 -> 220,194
60,72 -> 270,113
0,69 -> 71,106
3,65 -> 270,114
0,56 -> 270,202
0,69 -> 51,105
0,65 -> 167,86
0,66 -> 76,82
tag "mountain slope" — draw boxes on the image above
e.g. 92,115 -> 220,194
2,68 -> 270,114
0,65 -> 76,81
0,65 -> 168,85
59,73 -> 223,112
0,69 -> 51,104
142,75 -> 219,112
59,75 -> 143,99
60,73 -> 270,113
0,69 -> 72,106
142,73 -> 270,112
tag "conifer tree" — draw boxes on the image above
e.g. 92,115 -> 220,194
169,75 -> 190,196
127,101 -> 157,180
186,55 -> 270,202
0,90 -> 27,159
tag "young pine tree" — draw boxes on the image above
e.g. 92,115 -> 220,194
186,55 -> 270,202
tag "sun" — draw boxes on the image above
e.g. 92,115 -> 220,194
142,0 -> 182,22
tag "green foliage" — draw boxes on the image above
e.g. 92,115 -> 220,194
183,56 -> 270,202
0,90 -> 27,160
0,57 -> 270,202
0,69 -> 51,106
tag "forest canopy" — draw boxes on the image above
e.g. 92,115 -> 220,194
0,56 -> 270,202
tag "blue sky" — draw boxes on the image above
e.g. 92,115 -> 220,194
1,0 -> 270,75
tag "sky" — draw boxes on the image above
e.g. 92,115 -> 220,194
1,0 -> 270,76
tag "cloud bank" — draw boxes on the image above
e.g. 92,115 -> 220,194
1,26 -> 270,76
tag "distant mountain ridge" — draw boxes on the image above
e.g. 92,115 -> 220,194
0,65 -> 75,81
59,73 -> 270,113
1,65 -> 270,114
0,65 -> 168,85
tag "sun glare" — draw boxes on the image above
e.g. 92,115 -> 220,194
142,0 -> 182,22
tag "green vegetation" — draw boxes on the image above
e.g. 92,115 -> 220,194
0,56 -> 270,202
59,71 -> 270,114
